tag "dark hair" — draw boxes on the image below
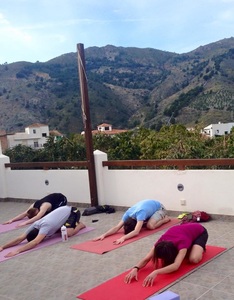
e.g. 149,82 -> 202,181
27,208 -> 39,219
123,217 -> 137,234
153,241 -> 178,268
26,228 -> 39,242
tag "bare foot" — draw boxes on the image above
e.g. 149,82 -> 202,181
162,215 -> 171,224
78,222 -> 86,229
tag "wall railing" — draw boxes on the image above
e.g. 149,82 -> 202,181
5,161 -> 89,170
5,158 -> 234,170
103,158 -> 234,170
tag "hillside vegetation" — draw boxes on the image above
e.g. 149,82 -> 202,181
1,37 -> 234,134
5,125 -> 234,163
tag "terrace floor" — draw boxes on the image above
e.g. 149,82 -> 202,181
0,201 -> 234,300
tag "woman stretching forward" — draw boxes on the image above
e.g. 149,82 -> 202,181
125,223 -> 208,287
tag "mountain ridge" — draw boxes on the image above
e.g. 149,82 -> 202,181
0,37 -> 234,134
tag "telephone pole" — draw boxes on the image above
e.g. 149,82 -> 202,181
77,43 -> 98,206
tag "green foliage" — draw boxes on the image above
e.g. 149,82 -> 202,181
93,131 -> 141,160
164,86 -> 204,117
42,136 -> 86,161
16,66 -> 33,79
5,125 -> 234,163
4,145 -> 34,162
5,136 -> 87,162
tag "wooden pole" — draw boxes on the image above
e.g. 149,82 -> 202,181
77,43 -> 98,206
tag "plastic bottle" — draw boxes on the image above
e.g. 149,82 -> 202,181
61,225 -> 68,242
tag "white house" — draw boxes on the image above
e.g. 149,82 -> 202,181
7,123 -> 49,149
91,123 -> 128,135
202,122 -> 234,137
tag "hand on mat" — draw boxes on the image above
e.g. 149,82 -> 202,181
93,234 -> 105,241
4,250 -> 19,257
0,246 -> 3,252
124,269 -> 138,284
113,237 -> 125,244
2,220 -> 13,224
143,271 -> 157,287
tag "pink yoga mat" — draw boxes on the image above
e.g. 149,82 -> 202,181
0,219 -> 27,234
0,226 -> 94,262
77,245 -> 226,300
71,218 -> 180,254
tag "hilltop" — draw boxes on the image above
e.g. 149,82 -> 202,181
0,37 -> 234,134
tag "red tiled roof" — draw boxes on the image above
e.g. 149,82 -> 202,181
0,130 -> 6,136
49,130 -> 63,136
98,123 -> 112,127
27,123 -> 48,128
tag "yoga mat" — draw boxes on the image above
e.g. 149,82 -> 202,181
71,218 -> 180,254
0,226 -> 94,263
0,219 -> 27,233
77,245 -> 226,300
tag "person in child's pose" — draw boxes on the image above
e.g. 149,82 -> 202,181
93,199 -> 170,244
124,223 -> 208,287
0,206 -> 85,257
3,193 -> 68,227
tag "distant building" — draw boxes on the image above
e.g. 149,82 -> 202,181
202,122 -> 234,137
91,123 -> 128,135
7,123 -> 50,149
49,129 -> 64,142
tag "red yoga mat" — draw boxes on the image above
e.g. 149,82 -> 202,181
71,218 -> 180,254
77,245 -> 226,300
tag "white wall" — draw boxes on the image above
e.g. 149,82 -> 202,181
101,169 -> 234,215
204,122 -> 234,137
7,124 -> 49,149
1,149 -> 234,216
4,168 -> 91,203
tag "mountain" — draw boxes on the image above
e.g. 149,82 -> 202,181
1,37 -> 234,134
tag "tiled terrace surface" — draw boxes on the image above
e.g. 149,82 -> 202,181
0,201 -> 234,300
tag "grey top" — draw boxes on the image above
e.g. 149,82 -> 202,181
25,206 -> 71,237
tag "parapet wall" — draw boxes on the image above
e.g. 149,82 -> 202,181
0,149 -> 234,216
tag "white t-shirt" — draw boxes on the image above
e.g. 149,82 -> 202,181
25,206 -> 71,237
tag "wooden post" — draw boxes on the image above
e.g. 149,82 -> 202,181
77,43 -> 98,206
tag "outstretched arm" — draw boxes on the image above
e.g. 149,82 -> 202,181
2,204 -> 33,224
4,233 -> 46,257
17,203 -> 51,227
124,247 -> 154,283
93,220 -> 124,241
113,220 -> 144,244
142,248 -> 187,287
0,233 -> 27,251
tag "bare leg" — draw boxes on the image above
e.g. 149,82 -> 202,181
189,244 -> 204,264
67,222 -> 86,237
146,215 -> 170,230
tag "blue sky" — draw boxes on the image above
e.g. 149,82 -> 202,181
1,0 -> 234,63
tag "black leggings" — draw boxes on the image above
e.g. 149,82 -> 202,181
193,228 -> 208,250
64,207 -> 81,228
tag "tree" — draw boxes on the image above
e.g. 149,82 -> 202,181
4,145 -> 36,162
4,125 -> 234,163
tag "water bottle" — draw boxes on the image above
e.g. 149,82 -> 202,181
61,225 -> 68,242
